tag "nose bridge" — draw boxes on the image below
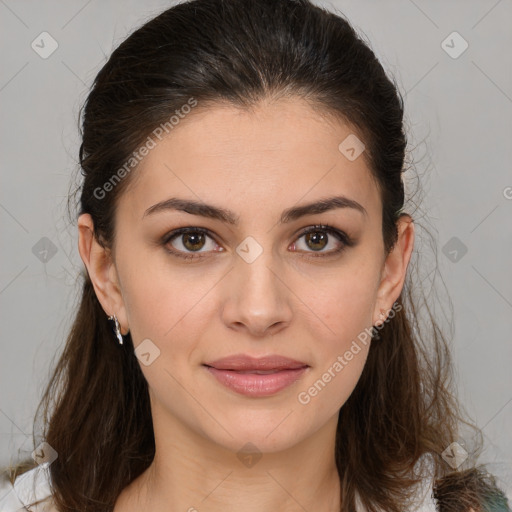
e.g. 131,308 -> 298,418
235,234 -> 282,300
221,233 -> 292,334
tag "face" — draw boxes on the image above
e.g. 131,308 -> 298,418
79,96 -> 414,455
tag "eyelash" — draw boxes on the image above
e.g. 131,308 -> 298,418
161,224 -> 355,261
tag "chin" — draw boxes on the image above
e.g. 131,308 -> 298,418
200,411 -> 316,455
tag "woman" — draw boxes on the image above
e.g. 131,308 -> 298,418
0,0 -> 509,511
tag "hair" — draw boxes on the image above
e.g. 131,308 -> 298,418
3,0 -> 510,511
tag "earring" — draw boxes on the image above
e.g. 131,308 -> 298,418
108,314 -> 124,345
371,308 -> 387,340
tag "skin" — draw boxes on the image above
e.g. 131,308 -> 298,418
78,96 -> 414,512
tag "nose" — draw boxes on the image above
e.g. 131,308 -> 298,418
221,248 -> 293,338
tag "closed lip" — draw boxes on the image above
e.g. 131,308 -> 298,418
203,354 -> 309,371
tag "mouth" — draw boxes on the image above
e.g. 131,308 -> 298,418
217,369 -> 295,374
203,354 -> 308,371
202,354 -> 309,397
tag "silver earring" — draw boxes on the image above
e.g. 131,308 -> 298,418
108,314 -> 124,345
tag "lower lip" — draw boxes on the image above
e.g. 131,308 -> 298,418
204,366 -> 308,397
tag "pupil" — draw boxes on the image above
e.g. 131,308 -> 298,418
183,233 -> 204,251
307,231 -> 327,251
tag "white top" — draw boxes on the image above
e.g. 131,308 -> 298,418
0,465 -> 55,511
0,464 -> 439,511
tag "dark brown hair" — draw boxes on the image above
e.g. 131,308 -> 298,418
4,0 -> 510,511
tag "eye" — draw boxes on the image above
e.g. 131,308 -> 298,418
161,224 -> 355,261
291,224 -> 354,257
162,227 -> 222,260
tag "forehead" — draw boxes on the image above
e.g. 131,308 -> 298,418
118,97 -> 381,223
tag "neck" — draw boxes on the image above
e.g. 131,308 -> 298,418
115,405 -> 342,512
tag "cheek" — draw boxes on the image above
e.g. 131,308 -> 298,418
295,263 -> 378,402
310,265 -> 379,342
121,259 -> 220,355
297,279 -> 373,411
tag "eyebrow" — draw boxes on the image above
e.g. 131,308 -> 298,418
142,195 -> 367,224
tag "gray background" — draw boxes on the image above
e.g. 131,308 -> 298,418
1,0 -> 511,499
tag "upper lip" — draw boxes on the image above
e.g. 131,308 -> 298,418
204,354 -> 309,371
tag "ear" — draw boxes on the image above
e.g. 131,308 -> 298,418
372,214 -> 415,326
77,213 -> 129,335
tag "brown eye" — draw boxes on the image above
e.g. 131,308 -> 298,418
304,230 -> 328,251
181,232 -> 206,252
162,227 -> 221,260
293,224 -> 354,257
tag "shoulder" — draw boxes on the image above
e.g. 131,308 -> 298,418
0,465 -> 57,512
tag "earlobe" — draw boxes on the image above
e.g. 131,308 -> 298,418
372,215 -> 415,326
77,213 -> 129,334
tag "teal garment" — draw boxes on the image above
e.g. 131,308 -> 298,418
482,490 -> 511,512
